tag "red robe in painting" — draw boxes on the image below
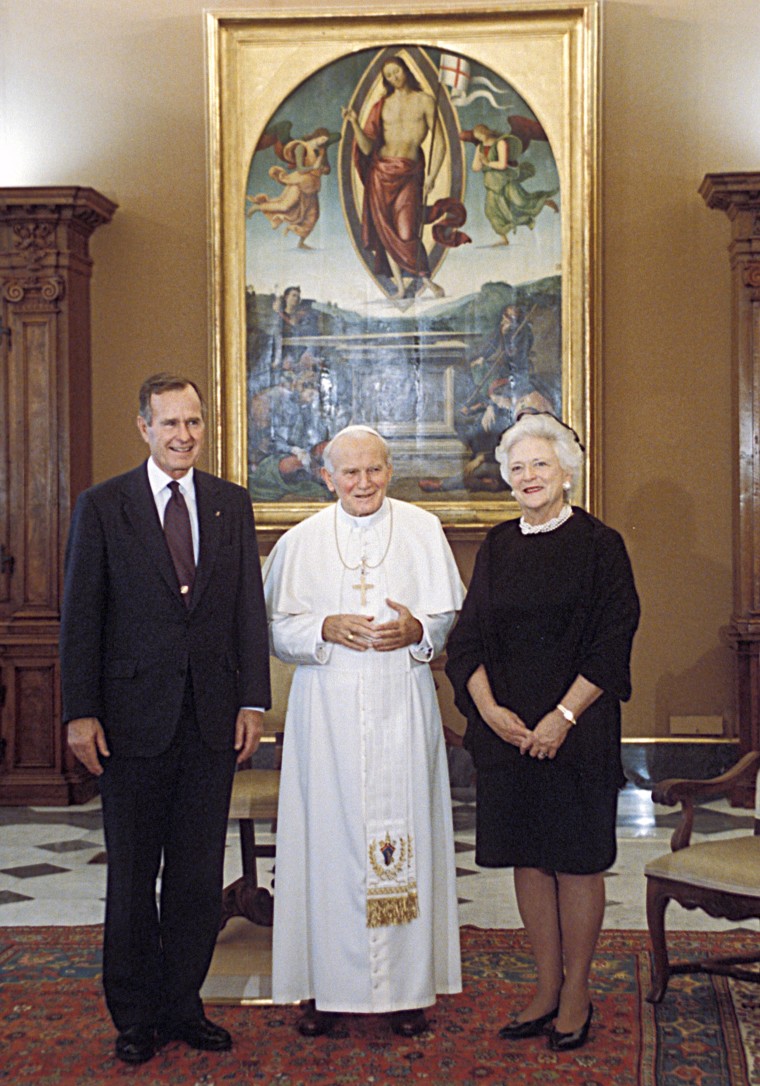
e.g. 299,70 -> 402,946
354,98 -> 431,279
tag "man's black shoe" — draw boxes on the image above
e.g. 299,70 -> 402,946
159,1015 -> 232,1051
115,1024 -> 157,1064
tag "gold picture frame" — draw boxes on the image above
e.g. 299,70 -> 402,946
206,2 -> 599,539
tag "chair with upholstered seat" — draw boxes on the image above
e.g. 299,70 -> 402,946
644,749 -> 760,1002
219,657 -> 294,930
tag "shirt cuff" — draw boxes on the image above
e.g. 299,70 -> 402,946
315,630 -> 332,663
409,621 -> 434,662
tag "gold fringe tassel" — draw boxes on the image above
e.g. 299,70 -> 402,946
366,892 -> 419,928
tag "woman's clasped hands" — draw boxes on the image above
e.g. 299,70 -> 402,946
483,703 -> 573,760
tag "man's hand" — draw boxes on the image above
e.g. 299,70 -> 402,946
371,599 -> 424,653
235,709 -> 264,764
322,614 -> 377,651
66,717 -> 110,776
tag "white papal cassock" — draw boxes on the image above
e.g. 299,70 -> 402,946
263,498 -> 464,1013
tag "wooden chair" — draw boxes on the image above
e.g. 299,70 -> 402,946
219,658 -> 294,930
644,749 -> 760,1002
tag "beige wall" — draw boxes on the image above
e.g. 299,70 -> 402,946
3,0 -> 759,736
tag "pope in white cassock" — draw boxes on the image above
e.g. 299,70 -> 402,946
263,425 -> 465,1038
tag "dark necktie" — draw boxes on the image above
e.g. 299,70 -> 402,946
164,480 -> 195,605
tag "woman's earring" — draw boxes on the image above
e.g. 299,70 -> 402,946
563,482 -> 571,491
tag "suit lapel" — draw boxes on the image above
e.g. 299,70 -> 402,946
192,470 -> 224,609
120,463 -> 184,604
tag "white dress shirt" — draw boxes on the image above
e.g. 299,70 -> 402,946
146,457 -> 262,715
146,456 -> 199,563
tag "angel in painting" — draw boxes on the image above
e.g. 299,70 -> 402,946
462,120 -> 559,246
246,122 -> 339,250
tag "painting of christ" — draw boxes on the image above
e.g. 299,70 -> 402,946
207,7 -> 599,530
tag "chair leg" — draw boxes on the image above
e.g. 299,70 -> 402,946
645,877 -> 671,1003
219,818 -> 274,929
239,818 -> 259,888
687,951 -> 760,984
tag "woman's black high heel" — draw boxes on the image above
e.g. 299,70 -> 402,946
498,1006 -> 559,1040
547,1003 -> 593,1051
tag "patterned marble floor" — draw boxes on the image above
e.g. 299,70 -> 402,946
0,781 -> 755,933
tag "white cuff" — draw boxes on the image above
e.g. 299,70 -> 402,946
410,622 -> 434,662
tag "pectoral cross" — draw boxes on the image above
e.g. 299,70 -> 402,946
353,560 -> 374,607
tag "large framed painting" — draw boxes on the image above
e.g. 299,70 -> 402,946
206,2 -> 599,537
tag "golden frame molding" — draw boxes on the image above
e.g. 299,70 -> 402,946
206,2 -> 600,539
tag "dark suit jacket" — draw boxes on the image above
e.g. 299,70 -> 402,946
60,462 -> 271,757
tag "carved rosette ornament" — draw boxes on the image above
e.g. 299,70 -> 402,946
743,262 -> 760,291
0,187 -> 117,806
701,173 -> 760,804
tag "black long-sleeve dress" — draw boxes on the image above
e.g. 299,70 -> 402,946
445,508 -> 640,875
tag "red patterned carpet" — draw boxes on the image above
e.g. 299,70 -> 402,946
0,925 -> 757,1085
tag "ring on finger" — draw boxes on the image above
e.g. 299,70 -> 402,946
347,633 -> 354,641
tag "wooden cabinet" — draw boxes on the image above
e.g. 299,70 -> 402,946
0,187 -> 116,804
701,173 -> 760,806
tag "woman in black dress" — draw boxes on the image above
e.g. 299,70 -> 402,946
445,411 -> 639,1052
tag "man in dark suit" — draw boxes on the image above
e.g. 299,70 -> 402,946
60,373 -> 270,1065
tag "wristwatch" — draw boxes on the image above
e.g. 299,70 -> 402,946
556,702 -> 577,726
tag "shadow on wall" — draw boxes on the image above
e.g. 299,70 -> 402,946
655,645 -> 734,736
622,479 -> 732,738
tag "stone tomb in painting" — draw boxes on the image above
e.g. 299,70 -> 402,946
328,327 -> 469,476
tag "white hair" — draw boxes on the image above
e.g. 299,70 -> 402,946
495,412 -> 584,492
322,425 -> 391,474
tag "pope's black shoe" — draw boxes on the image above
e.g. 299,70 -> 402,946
158,1014 -> 232,1052
115,1024 -> 157,1064
390,1009 -> 428,1037
297,1000 -> 340,1037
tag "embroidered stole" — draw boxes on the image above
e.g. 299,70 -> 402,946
364,659 -> 419,928
338,508 -> 419,928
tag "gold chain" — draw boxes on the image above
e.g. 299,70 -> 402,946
333,500 -> 394,571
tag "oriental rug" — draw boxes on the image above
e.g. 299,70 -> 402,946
0,925 -> 757,1086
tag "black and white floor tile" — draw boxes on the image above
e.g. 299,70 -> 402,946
0,783 -> 754,933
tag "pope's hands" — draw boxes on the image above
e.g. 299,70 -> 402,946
322,600 -> 423,653
371,600 -> 423,652
322,613 -> 378,651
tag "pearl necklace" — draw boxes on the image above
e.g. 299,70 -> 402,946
519,504 -> 573,535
